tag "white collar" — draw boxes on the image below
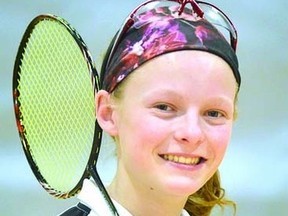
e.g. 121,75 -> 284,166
78,179 -> 189,216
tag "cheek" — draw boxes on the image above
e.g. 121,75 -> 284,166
117,112 -> 163,158
208,124 -> 233,160
124,111 -> 169,145
119,115 -> 171,169
118,124 -> 162,178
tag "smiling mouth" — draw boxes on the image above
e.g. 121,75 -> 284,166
160,154 -> 205,166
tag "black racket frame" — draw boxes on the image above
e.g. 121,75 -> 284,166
12,14 -> 118,215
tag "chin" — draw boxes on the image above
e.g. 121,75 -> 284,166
162,176 -> 206,197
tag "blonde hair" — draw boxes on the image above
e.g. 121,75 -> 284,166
184,170 -> 236,216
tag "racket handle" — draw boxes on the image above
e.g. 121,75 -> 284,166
89,166 -> 119,216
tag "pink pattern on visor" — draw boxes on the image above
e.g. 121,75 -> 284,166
102,5 -> 240,92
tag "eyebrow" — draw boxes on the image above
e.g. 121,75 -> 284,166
142,88 -> 184,100
144,88 -> 233,100
206,96 -> 234,108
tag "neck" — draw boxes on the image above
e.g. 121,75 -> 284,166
107,170 -> 188,216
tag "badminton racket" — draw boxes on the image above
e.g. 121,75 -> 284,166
12,14 -> 118,215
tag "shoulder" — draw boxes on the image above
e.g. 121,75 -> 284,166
58,203 -> 91,216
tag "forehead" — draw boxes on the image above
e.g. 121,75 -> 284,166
130,50 -> 235,82
121,50 -> 237,99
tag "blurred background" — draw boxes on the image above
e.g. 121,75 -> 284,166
1,0 -> 287,215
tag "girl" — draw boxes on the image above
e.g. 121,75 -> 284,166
61,0 -> 240,215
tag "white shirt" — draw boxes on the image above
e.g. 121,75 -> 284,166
78,179 -> 190,216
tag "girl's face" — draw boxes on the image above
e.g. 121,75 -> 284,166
104,51 -> 237,197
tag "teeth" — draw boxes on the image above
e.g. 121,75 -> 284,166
163,154 -> 200,165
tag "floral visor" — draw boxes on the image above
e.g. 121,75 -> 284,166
101,1 -> 241,93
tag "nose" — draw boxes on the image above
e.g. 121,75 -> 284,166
174,111 -> 205,145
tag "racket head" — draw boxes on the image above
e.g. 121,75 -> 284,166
13,14 -> 101,199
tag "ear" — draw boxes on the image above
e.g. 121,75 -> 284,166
95,90 -> 119,136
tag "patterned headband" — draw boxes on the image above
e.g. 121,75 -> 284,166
102,6 -> 240,92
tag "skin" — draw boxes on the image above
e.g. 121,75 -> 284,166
96,50 -> 237,216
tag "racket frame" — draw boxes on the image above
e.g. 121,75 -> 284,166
13,14 -> 100,199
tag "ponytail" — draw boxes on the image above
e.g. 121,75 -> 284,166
184,170 -> 236,216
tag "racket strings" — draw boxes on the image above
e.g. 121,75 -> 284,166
17,19 -> 96,195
